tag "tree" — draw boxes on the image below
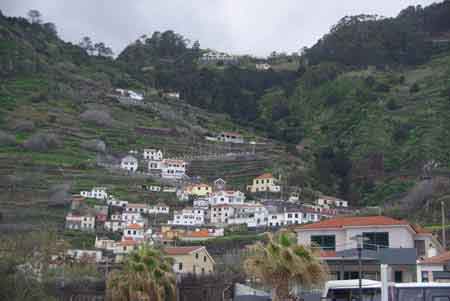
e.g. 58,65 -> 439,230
42,22 -> 57,37
244,231 -> 328,301
106,245 -> 176,301
79,36 -> 94,55
27,9 -> 42,24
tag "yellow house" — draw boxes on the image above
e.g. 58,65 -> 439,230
185,183 -> 212,198
247,173 -> 281,193
164,246 -> 215,275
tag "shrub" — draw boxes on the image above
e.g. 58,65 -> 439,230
386,99 -> 400,110
80,139 -> 106,153
22,132 -> 62,152
0,130 -> 16,146
410,82 -> 420,93
80,110 -> 114,127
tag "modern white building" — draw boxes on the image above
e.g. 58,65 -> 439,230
121,155 -> 138,172
143,149 -> 163,161
80,187 -> 108,200
169,208 -> 205,226
210,204 -> 235,224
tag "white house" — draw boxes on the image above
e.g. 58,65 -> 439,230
148,160 -> 162,172
417,251 -> 450,282
163,92 -> 180,100
200,51 -> 237,64
148,203 -> 170,214
123,223 -> 145,241
67,249 -> 103,263
121,155 -> 138,172
104,220 -> 126,232
161,159 -> 187,179
125,203 -> 149,214
143,149 -> 163,161
149,185 -> 161,192
255,63 -> 271,71
210,204 -> 235,224
316,195 -> 349,208
115,88 -> 144,101
227,203 -> 268,228
80,187 -> 108,200
107,198 -> 128,208
65,212 -> 96,231
295,216 -> 442,282
95,237 -> 116,251
121,211 -> 144,224
247,173 -> 280,193
168,208 -> 205,226
217,131 -> 244,144
193,198 -> 210,210
209,190 -> 245,206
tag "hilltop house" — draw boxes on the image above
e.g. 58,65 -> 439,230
164,246 -> 215,275
168,208 -> 205,226
199,51 -> 237,64
162,91 -> 180,100
255,63 -> 271,71
316,195 -> 349,208
120,155 -> 138,172
80,187 -> 108,200
114,88 -> 144,101
123,223 -> 145,241
247,173 -> 280,193
295,216 -> 443,282
217,131 -> 244,144
143,149 -> 163,161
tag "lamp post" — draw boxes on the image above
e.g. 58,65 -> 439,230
351,235 -> 369,301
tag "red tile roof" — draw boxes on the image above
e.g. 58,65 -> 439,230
164,246 -> 204,255
420,251 -> 450,264
411,224 -> 432,234
184,230 -> 210,238
255,173 -> 274,180
319,250 -> 338,258
127,223 -> 143,230
296,216 -> 409,230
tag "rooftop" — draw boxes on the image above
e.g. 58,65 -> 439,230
295,216 -> 410,231
420,251 -> 450,265
255,173 -> 275,180
164,246 -> 204,255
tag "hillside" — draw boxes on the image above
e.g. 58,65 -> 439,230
0,12 -> 301,227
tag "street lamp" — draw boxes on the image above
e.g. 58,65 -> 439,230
351,235 -> 369,301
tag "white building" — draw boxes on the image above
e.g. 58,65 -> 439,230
200,51 -> 237,63
67,249 -> 103,263
121,155 -> 138,172
80,187 -> 108,200
316,195 -> 349,208
121,212 -> 144,224
210,204 -> 235,224
169,208 -> 205,226
227,203 -> 268,228
107,198 -> 128,208
161,159 -> 187,179
104,220 -> 126,232
149,203 -> 170,214
143,149 -> 163,161
193,198 -> 210,210
115,88 -> 144,101
123,223 -> 145,241
149,185 -> 161,192
217,132 -> 244,144
209,190 -> 245,206
255,63 -> 271,71
247,173 -> 281,193
125,203 -> 149,214
65,212 -> 96,231
163,92 -> 180,100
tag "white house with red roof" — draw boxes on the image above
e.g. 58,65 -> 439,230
161,159 -> 187,179
295,216 -> 443,282
123,223 -> 145,241
417,251 -> 450,282
209,190 -> 245,206
217,131 -> 244,144
247,173 -> 280,193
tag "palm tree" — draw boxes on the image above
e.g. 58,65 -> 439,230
244,230 -> 328,301
106,245 -> 176,301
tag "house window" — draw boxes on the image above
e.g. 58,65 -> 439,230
414,240 -> 426,257
195,253 -> 199,259
203,256 -> 207,262
178,263 -> 183,270
394,271 -> 403,283
362,232 -> 389,250
311,235 -> 336,251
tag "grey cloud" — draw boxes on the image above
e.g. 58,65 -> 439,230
0,0 -> 437,56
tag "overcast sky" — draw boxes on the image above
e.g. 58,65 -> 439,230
1,0 -> 438,57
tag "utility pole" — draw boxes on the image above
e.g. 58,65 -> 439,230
442,201 -> 447,250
